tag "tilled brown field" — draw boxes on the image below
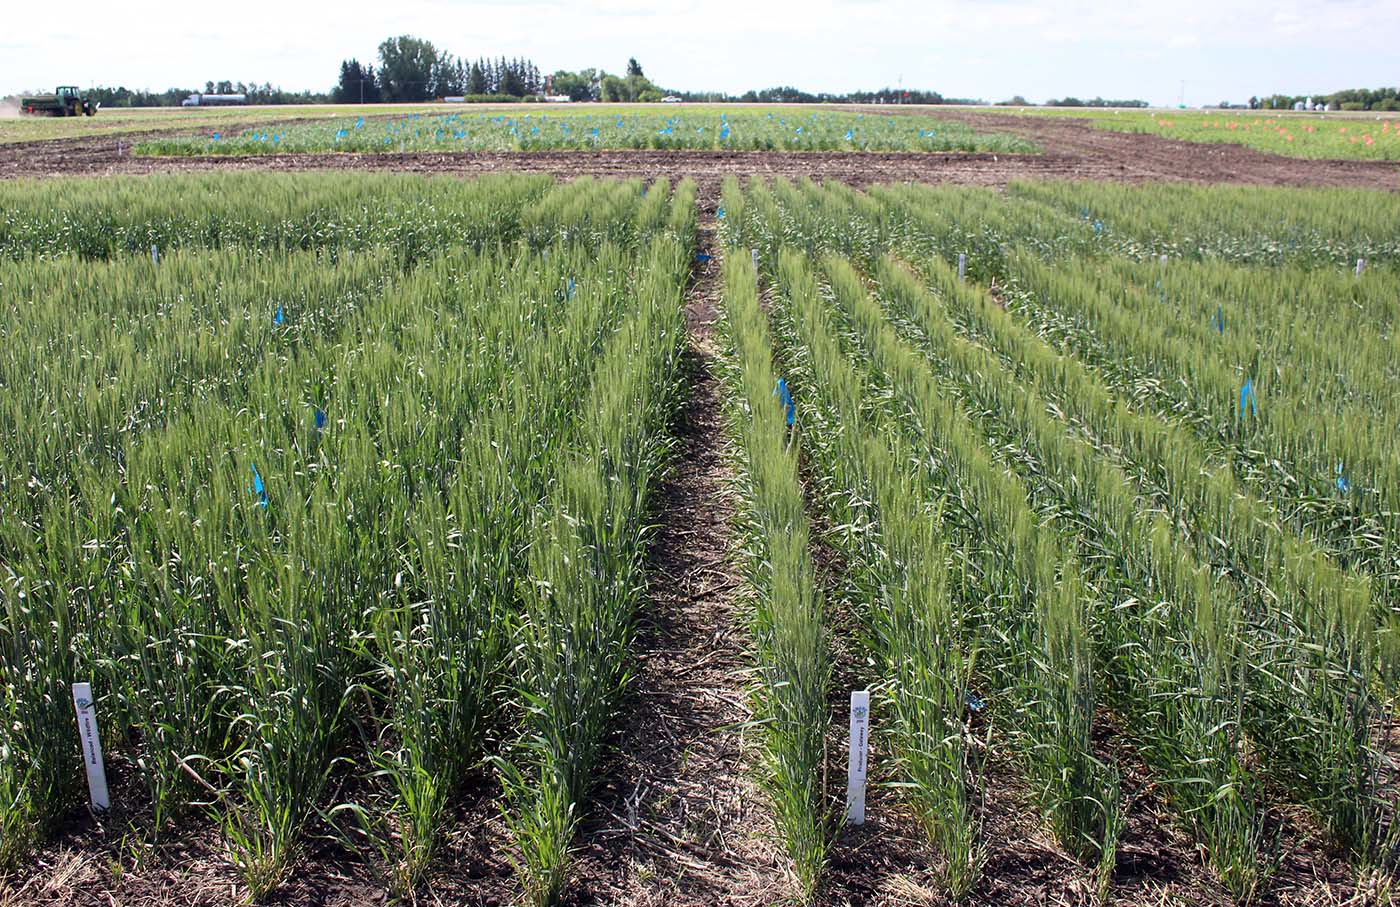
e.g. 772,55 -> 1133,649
2,111 -> 1398,190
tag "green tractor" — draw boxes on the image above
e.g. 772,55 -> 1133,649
19,86 -> 97,117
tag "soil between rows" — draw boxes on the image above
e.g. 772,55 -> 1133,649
558,200 -> 786,906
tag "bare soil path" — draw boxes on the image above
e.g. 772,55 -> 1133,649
561,194 -> 787,906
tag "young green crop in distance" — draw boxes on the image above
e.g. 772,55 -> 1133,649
135,108 -> 1038,155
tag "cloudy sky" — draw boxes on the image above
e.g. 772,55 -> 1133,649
2,0 -> 1396,105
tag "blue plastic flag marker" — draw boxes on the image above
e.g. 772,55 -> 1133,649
567,278 -> 575,300
695,253 -> 712,263
1215,306 -> 1225,333
274,305 -> 285,325
1092,219 -> 1103,234
965,690 -> 985,712
314,409 -> 327,430
775,378 -> 795,426
212,132 -> 220,141
1238,378 -> 1258,420
249,465 -> 269,508
1336,462 -> 1350,493
716,206 -> 725,219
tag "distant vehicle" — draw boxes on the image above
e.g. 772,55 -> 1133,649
19,86 -> 96,116
661,95 -> 683,103
181,93 -> 248,107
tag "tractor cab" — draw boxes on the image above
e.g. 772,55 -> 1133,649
55,87 -> 96,116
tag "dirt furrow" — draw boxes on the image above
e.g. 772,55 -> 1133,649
562,194 -> 785,906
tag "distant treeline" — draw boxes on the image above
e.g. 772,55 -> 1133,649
339,40 -> 668,103
1250,87 -> 1399,111
336,37 -> 546,103
340,41 -> 999,106
649,89 -> 1149,107
668,86 -> 984,104
1042,97 -> 1149,108
85,83 -> 327,107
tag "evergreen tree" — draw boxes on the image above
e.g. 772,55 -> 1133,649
334,59 -> 377,103
501,58 -> 524,96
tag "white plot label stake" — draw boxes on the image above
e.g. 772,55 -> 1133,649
1356,258 -> 1365,276
846,690 -> 870,825
151,245 -> 160,266
957,253 -> 967,282
71,683 -> 111,812
751,248 -> 760,279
